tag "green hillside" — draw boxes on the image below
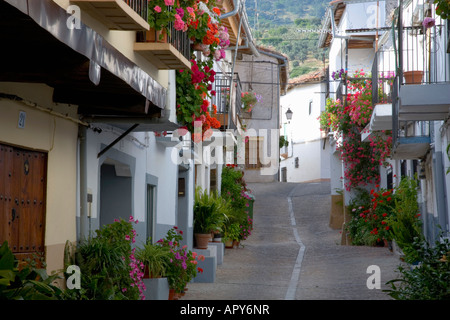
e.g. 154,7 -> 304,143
245,0 -> 330,78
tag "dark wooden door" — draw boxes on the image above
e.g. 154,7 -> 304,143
0,143 -> 47,264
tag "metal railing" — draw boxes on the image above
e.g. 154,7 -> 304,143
136,8 -> 191,62
211,72 -> 242,129
371,50 -> 396,106
395,0 -> 449,85
123,0 -> 148,21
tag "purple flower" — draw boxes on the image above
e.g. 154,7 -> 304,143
423,17 -> 435,29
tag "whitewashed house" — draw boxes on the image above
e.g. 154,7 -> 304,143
279,68 -> 330,183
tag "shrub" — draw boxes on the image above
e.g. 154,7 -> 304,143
194,187 -> 230,234
64,217 -> 145,300
385,235 -> 450,300
0,241 -> 63,300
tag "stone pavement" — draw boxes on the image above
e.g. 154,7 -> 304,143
182,181 -> 402,300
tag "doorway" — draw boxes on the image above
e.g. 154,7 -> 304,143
0,143 -> 47,264
100,162 -> 132,227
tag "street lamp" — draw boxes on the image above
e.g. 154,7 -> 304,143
285,108 -> 293,122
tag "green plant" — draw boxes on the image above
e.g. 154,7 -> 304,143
435,0 -> 450,19
241,91 -> 262,112
194,187 -> 229,234
345,185 -> 397,246
279,135 -> 289,149
317,70 -> 392,191
135,240 -> 172,278
386,176 -> 423,262
64,217 -> 145,300
156,227 -> 203,293
0,241 -> 64,300
221,165 -> 255,240
385,235 -> 450,300
239,215 -> 253,241
223,223 -> 241,242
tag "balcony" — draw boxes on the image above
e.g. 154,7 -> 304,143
71,0 -> 149,30
134,23 -> 191,70
395,1 -> 450,121
211,72 -> 243,130
392,76 -> 431,160
362,49 -> 395,142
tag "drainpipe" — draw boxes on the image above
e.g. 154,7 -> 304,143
221,0 -> 259,57
79,125 -> 88,241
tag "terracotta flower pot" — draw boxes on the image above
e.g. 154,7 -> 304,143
195,233 -> 210,249
403,70 -> 423,84
145,28 -> 168,43
224,239 -> 234,248
169,289 -> 179,300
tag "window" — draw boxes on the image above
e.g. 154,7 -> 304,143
295,157 -> 299,168
309,100 -> 313,115
245,136 -> 265,169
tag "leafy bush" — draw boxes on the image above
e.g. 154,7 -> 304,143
194,187 -> 230,234
221,165 -> 254,240
135,240 -> 171,278
385,236 -> 450,300
386,177 -> 423,262
64,217 -> 145,300
345,187 -> 396,246
346,176 -> 421,248
0,241 -> 63,300
156,227 -> 204,293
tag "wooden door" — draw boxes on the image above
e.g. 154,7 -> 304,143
0,143 -> 47,264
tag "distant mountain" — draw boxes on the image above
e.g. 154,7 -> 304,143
244,0 -> 330,79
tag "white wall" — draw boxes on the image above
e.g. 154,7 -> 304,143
279,82 -> 330,182
83,125 -> 188,243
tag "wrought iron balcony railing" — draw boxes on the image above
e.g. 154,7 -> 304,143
136,21 -> 191,66
123,0 -> 148,21
211,72 -> 242,130
71,0 -> 149,30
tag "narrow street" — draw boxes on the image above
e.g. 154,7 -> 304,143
183,181 -> 401,300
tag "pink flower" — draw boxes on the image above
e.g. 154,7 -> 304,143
174,15 -> 185,31
154,6 -> 161,13
423,17 -> 435,29
164,0 -> 174,5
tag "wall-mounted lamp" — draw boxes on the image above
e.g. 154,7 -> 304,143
285,108 -> 293,121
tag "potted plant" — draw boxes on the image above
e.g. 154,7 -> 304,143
241,91 -> 261,113
193,187 -> 229,249
223,223 -> 241,248
135,240 -> 171,300
156,227 -> 203,298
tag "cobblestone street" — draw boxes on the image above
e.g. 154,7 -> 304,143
183,181 -> 401,300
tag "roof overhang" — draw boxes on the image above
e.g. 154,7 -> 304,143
1,0 -> 167,119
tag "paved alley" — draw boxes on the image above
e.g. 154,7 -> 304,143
183,181 -> 401,300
